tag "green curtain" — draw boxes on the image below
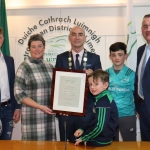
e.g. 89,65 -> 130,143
0,0 -> 10,56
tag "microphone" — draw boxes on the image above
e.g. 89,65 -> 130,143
64,121 -> 67,150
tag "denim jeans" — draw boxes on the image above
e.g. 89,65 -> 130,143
0,103 -> 13,140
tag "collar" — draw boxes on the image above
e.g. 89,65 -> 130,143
95,90 -> 113,103
112,64 -> 126,71
0,49 -> 4,59
27,56 -> 43,64
146,44 -> 150,50
72,49 -> 84,58
95,90 -> 108,102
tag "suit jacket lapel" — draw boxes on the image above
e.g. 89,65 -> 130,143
137,44 -> 146,74
139,48 -> 145,63
80,54 -> 84,70
145,54 -> 150,73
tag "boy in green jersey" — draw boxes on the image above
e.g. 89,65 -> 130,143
74,69 -> 118,146
106,42 -> 136,141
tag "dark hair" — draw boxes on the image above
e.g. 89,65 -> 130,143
143,14 -> 150,19
109,42 -> 127,54
88,69 -> 109,84
28,34 -> 45,48
0,27 -> 4,35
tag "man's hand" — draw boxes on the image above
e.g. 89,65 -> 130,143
13,109 -> 20,122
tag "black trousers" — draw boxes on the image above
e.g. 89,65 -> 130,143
139,101 -> 150,141
57,115 -> 85,141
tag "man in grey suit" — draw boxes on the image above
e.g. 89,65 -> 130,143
135,14 -> 150,141
0,27 -> 20,140
55,26 -> 102,141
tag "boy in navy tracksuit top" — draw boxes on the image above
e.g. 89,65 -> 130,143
74,69 -> 118,147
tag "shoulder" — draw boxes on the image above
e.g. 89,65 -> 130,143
138,44 -> 146,50
16,61 -> 29,72
137,44 -> 146,53
3,55 -> 15,69
44,61 -> 53,68
87,51 -> 99,57
124,65 -> 135,76
57,51 -> 68,58
3,54 -> 14,61
97,91 -> 113,105
106,67 -> 112,73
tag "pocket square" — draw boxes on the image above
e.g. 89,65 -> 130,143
87,64 -> 92,67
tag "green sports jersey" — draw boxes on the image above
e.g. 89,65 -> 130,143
106,65 -> 135,117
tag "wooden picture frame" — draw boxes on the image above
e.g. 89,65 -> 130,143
50,68 -> 88,116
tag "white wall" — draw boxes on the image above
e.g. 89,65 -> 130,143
5,0 -> 150,9
5,0 -> 150,141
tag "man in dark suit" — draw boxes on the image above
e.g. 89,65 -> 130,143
135,14 -> 150,141
55,26 -> 102,141
0,27 -> 20,140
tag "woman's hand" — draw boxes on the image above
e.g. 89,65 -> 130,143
22,97 -> 55,115
39,105 -> 55,115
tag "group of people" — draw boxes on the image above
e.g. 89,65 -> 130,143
0,13 -> 150,146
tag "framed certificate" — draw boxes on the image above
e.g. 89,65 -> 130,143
50,68 -> 88,116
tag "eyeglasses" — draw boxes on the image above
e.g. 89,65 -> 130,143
142,25 -> 150,30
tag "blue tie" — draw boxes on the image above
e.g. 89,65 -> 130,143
139,46 -> 150,97
75,54 -> 80,70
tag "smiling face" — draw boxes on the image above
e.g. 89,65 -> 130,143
68,26 -> 86,53
109,50 -> 127,70
29,41 -> 45,59
88,76 -> 108,96
142,17 -> 150,44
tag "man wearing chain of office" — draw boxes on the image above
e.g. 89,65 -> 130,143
55,25 -> 102,141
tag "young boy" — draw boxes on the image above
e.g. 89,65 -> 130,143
106,42 -> 136,141
74,69 -> 118,147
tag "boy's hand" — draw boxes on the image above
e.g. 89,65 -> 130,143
74,129 -> 83,137
85,69 -> 93,75
59,112 -> 68,116
136,112 -> 140,119
75,138 -> 82,145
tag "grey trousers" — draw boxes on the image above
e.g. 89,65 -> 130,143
114,115 -> 136,141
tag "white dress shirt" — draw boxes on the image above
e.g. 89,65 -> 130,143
138,44 -> 150,99
0,50 -> 10,102
72,49 -> 84,65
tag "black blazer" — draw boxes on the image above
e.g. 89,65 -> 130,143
3,54 -> 20,112
55,50 -> 102,122
135,44 -> 150,115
